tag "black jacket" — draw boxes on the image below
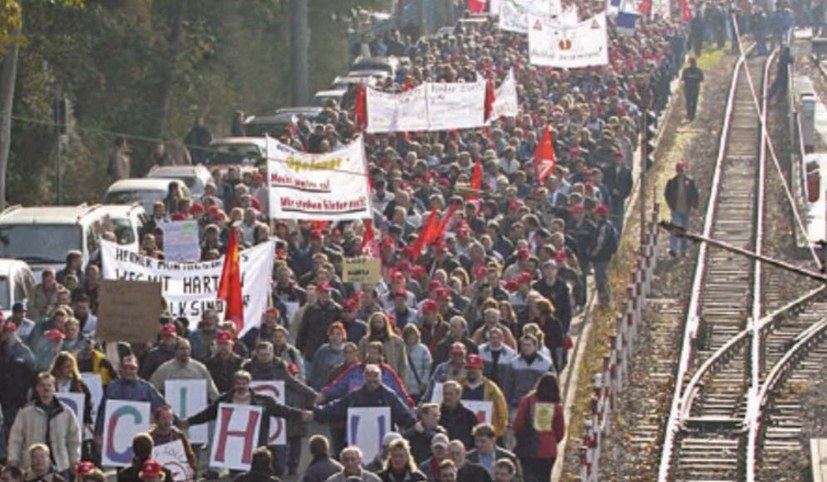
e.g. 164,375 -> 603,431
457,463 -> 492,482
438,402 -> 479,449
532,278 -> 572,333
301,456 -> 343,482
664,174 -> 699,212
602,164 -> 633,205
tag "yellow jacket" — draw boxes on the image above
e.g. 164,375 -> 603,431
460,376 -> 510,437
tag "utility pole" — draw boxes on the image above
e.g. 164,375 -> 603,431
289,0 -> 309,106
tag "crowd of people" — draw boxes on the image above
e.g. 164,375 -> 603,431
0,4 -> 691,482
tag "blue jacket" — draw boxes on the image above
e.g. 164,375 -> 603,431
321,362 -> 414,407
314,383 -> 416,429
94,377 -> 168,435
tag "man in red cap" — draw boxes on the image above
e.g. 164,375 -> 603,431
387,288 -> 420,330
460,354 -> 509,439
419,299 -> 449,354
138,459 -> 165,482
139,322 -> 179,380
206,329 -> 245,393
339,298 -> 368,343
588,205 -> 619,308
664,162 -> 699,257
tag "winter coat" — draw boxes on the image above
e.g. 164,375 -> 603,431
0,339 -> 36,422
322,362 -> 414,407
314,384 -> 416,430
438,402 -> 479,449
241,358 -> 317,438
8,399 -> 81,472
309,344 -> 346,391
511,394 -> 565,459
460,378 -> 509,437
297,301 -> 343,359
505,354 -> 554,408
301,456 -> 343,482
404,343 -> 432,397
478,343 -> 515,388
358,334 -> 409,382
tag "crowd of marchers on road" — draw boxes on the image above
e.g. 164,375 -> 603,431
0,4 -> 700,482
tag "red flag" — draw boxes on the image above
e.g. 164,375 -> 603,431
361,219 -> 380,258
410,210 -> 440,260
218,229 -> 243,332
354,84 -> 368,130
469,159 -> 482,202
534,127 -> 556,184
680,0 -> 691,21
467,0 -> 487,13
434,203 -> 459,243
638,0 -> 652,17
484,78 -> 496,122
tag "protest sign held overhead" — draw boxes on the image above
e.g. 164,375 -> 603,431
528,12 -> 609,69
101,240 -> 275,336
97,280 -> 162,343
342,257 -> 382,284
266,136 -> 372,221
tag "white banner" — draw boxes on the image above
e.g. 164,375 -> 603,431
249,380 -> 287,446
102,400 -> 151,468
160,221 -> 201,262
153,440 -> 195,482
266,137 -> 372,221
209,403 -> 263,471
366,85 -> 430,134
463,400 -> 494,425
165,380 -> 209,445
101,240 -> 275,336
347,407 -> 391,463
528,12 -> 609,69
491,69 -> 519,121
499,0 -> 557,33
426,81 -> 487,131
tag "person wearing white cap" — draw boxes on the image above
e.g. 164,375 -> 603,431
365,431 -> 403,473
417,433 -> 450,482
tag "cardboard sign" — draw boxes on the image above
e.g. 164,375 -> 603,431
80,373 -> 103,421
463,400 -> 494,425
153,440 -> 195,482
97,280 -> 163,343
249,380 -> 287,446
165,380 -> 209,444
161,221 -> 201,262
56,392 -> 86,424
343,257 -> 382,284
101,400 -> 151,467
101,240 -> 275,336
209,403 -> 263,471
347,407 -> 391,463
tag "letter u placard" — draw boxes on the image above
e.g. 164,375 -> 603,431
346,407 -> 390,463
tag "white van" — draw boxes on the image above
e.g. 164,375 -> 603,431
0,204 -> 111,278
0,258 -> 36,318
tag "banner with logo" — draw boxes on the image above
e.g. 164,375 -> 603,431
347,407 -> 391,463
499,0 -> 557,33
491,69 -> 519,121
101,240 -> 275,336
366,85 -> 430,134
426,81 -> 488,131
528,12 -> 609,69
266,137 -> 372,221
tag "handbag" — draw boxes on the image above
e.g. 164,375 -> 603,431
513,399 -> 539,459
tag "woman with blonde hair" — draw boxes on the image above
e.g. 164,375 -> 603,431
401,324 -> 432,402
358,312 -> 408,381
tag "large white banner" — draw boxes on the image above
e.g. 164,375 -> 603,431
366,85 -> 430,134
499,0 -> 558,33
249,380 -> 287,446
101,240 -> 275,336
426,81 -> 487,131
165,380 -> 209,444
528,12 -> 609,69
491,69 -> 519,121
266,137 -> 372,221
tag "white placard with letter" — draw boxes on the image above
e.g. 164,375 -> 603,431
101,400 -> 151,467
249,380 -> 287,446
347,407 -> 391,464
209,403 -> 264,471
491,69 -> 519,121
165,379 -> 209,444
425,81 -> 487,131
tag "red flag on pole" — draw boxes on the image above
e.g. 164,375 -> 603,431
484,77 -> 496,122
638,0 -> 652,17
354,84 -> 368,131
469,159 -> 482,202
468,0 -> 487,13
410,210 -> 440,260
680,0 -> 691,21
534,127 -> 557,184
361,219 -> 380,258
218,228 -> 243,333
434,203 -> 459,243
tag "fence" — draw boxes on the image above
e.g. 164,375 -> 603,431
578,202 -> 661,481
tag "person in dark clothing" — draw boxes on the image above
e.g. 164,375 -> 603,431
447,441 -> 492,482
403,403 -> 447,464
437,381 -> 479,450
206,330 -> 245,393
183,116 -> 213,164
139,323 -> 178,380
0,317 -> 36,434
681,57 -> 704,121
689,13 -> 705,57
231,111 -> 246,137
233,447 -> 283,482
532,260 -> 572,334
116,434 -> 174,482
296,283 -> 342,362
601,152 -> 634,232
664,162 -> 700,257
768,46 -> 793,102
300,435 -> 342,482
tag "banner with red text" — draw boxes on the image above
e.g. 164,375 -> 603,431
528,12 -> 609,68
266,136 -> 372,220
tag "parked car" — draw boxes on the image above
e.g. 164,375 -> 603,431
242,112 -> 299,138
0,204 -> 111,278
0,259 -> 36,318
147,164 -> 212,198
98,203 -> 147,253
103,178 -> 190,213
203,137 -> 267,173
332,75 -> 378,90
312,89 -> 348,107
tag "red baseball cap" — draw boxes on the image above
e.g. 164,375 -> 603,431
216,330 -> 234,345
75,461 -> 97,478
139,460 -> 164,479
517,248 -> 531,260
422,299 -> 438,313
342,298 -> 358,311
316,282 -> 332,293
160,324 -> 177,337
45,329 -> 66,342
593,205 -> 610,216
465,353 -> 484,369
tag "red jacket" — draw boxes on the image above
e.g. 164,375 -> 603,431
512,394 -> 565,459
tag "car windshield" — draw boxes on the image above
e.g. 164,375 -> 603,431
0,276 -> 9,311
0,224 -> 82,264
104,190 -> 165,212
204,143 -> 264,165
150,174 -> 196,190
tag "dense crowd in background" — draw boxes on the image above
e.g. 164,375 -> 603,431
0,5 -> 696,482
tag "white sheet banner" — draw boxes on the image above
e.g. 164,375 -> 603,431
101,240 -> 275,336
426,81 -> 487,131
491,69 -> 519,120
249,380 -> 287,446
528,12 -> 609,69
347,407 -> 391,463
266,137 -> 372,221
102,400 -> 151,468
165,380 -> 209,444
499,0 -> 557,33
160,221 -> 201,262
209,404 -> 263,471
366,85 -> 430,134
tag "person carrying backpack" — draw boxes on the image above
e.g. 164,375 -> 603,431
588,205 -> 619,309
